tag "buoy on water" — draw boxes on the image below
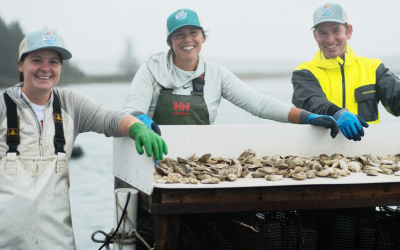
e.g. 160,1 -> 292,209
71,146 -> 84,158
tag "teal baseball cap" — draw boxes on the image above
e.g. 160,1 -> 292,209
312,3 -> 348,29
166,9 -> 203,37
19,30 -> 72,61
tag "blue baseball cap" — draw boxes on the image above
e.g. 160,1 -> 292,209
312,3 -> 349,29
166,9 -> 203,37
19,30 -> 72,61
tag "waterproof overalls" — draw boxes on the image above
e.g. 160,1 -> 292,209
0,92 -> 75,250
152,73 -> 210,125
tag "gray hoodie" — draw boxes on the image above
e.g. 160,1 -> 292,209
124,50 -> 292,124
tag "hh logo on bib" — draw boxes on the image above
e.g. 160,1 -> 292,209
174,102 -> 190,116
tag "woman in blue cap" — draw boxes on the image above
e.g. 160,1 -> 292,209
124,9 -> 339,137
0,30 -> 167,249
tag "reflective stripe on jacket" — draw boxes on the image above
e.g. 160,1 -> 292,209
291,45 -> 400,124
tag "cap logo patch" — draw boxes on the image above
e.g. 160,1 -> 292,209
175,10 -> 187,20
42,32 -> 56,44
320,5 -> 332,16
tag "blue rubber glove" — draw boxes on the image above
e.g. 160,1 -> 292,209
335,110 -> 369,141
306,114 -> 340,138
131,111 -> 161,136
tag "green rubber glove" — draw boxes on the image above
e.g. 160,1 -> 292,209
129,123 -> 168,160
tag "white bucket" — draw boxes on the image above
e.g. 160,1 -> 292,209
114,188 -> 138,250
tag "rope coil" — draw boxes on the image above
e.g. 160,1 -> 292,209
92,191 -> 154,250
92,227 -> 154,250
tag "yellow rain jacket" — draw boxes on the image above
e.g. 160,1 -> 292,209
292,45 -> 400,123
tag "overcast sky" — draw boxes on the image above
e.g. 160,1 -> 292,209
1,0 -> 400,74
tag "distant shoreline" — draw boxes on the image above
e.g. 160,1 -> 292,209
4,70 -> 400,88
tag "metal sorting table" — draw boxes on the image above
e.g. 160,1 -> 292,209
113,124 -> 400,250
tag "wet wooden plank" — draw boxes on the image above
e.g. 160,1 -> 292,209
155,214 -> 180,250
148,183 -> 400,214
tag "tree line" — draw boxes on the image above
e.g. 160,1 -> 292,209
0,15 -> 139,87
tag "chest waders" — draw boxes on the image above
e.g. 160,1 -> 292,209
152,73 -> 210,125
0,92 -> 76,250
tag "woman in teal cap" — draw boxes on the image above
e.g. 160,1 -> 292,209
0,30 -> 167,249
124,9 -> 339,137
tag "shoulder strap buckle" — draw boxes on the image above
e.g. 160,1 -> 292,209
192,73 -> 205,94
52,91 -> 66,154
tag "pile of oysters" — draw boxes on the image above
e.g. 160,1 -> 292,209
153,149 -> 400,184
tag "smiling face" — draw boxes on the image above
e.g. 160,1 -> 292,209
167,26 -> 206,71
18,49 -> 61,104
313,22 -> 353,60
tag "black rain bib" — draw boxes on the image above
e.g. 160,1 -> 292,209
152,73 -> 210,125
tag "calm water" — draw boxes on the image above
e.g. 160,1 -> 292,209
1,78 -> 398,249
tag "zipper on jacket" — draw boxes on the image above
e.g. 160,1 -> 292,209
339,58 -> 346,108
20,95 -> 44,156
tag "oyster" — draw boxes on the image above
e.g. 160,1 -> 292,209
231,165 -> 243,177
306,171 -> 316,179
211,174 -> 226,181
162,173 -> 182,183
258,167 -> 279,174
177,157 -> 188,164
330,172 -> 340,179
348,162 -> 361,172
156,166 -> 170,176
364,166 -> 383,173
290,157 -> 305,166
293,172 -> 307,180
330,153 -> 343,160
266,175 -> 283,181
339,159 -> 349,171
173,165 -> 187,176
181,178 -> 199,184
319,154 -> 330,161
381,168 -> 393,175
238,149 -> 256,164
387,154 -> 399,164
241,166 -> 250,177
381,165 -> 400,172
277,169 -> 289,178
193,166 -> 212,172
201,178 -> 220,184
316,168 -> 330,177
154,178 -> 166,184
248,162 -> 264,170
226,174 -> 238,181
198,153 -> 212,163
364,169 -> 378,176
366,154 -> 380,167
251,172 -> 266,178
186,153 -> 199,162
293,166 -> 305,173
219,168 -> 233,176
310,161 -> 323,171
380,160 -> 394,165
186,172 -> 196,179
195,174 -> 212,180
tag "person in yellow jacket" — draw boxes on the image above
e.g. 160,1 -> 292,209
292,3 -> 400,141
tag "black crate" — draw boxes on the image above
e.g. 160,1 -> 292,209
281,225 -> 297,250
215,213 -> 282,250
136,218 -> 155,250
298,217 -> 318,250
